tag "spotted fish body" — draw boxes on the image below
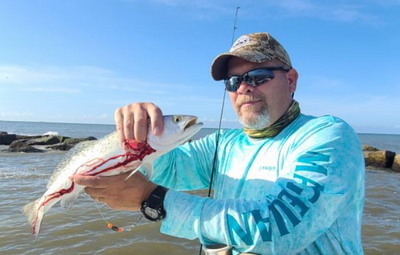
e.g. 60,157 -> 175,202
23,115 -> 203,237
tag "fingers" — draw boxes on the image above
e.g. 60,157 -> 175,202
85,187 -> 108,198
114,102 -> 163,150
148,106 -> 163,136
133,106 -> 149,142
115,107 -> 128,150
73,174 -> 111,188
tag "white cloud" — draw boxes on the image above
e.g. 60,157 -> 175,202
82,113 -> 108,120
0,65 -> 110,86
270,0 -> 382,24
123,0 -> 384,25
25,87 -> 80,93
276,0 -> 315,12
298,93 -> 400,127
306,75 -> 346,89
0,111 -> 34,118
0,65 -> 183,95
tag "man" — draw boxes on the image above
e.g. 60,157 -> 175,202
74,33 -> 365,254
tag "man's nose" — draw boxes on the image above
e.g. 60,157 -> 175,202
236,80 -> 255,94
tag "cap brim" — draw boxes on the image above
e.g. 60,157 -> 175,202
210,53 -> 233,81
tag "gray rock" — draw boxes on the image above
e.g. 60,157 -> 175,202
392,154 -> 400,172
16,135 -> 43,140
362,144 -> 379,151
8,140 -> 45,153
0,134 -> 17,145
26,135 -> 71,146
64,136 -> 97,145
46,136 -> 97,151
364,150 -> 396,168
46,143 -> 74,151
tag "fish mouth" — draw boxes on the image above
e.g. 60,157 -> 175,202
184,117 -> 199,130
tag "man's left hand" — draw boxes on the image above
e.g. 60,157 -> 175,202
73,171 -> 157,211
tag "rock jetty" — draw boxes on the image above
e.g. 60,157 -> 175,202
0,131 -> 97,153
362,144 -> 399,172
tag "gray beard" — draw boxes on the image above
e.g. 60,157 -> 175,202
239,107 -> 271,130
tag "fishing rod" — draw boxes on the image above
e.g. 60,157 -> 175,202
199,6 -> 240,255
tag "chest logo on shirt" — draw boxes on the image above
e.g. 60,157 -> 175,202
259,166 -> 277,171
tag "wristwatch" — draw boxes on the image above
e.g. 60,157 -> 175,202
141,185 -> 168,221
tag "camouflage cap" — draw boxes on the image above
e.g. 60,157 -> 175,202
211,32 -> 292,81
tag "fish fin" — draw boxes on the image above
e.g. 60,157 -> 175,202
47,140 -> 98,188
22,198 -> 42,237
125,162 -> 153,180
125,168 -> 140,180
60,182 -> 83,210
140,162 -> 154,179
133,162 -> 153,179
124,162 -> 153,180
23,199 -> 40,226
124,159 -> 156,180
60,191 -> 79,210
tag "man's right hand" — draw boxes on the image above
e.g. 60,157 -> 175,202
114,102 -> 164,151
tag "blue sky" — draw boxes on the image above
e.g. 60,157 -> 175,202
0,0 -> 399,134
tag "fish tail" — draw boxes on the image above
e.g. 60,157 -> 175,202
22,198 -> 43,237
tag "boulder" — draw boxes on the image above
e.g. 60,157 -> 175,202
64,136 -> 97,145
46,136 -> 97,151
362,144 -> 379,151
16,135 -> 43,140
46,143 -> 74,151
8,140 -> 45,153
26,135 -> 70,146
392,154 -> 400,172
364,150 -> 396,168
0,133 -> 17,145
42,135 -> 62,145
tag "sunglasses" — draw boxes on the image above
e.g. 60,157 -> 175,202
224,67 -> 291,92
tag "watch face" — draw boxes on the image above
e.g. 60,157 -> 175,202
144,207 -> 159,220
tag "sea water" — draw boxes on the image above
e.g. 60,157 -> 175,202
1,120 -> 400,255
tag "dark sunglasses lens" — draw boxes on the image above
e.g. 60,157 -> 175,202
247,69 -> 275,85
225,77 -> 241,92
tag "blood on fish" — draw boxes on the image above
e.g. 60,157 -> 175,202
83,143 -> 155,176
31,142 -> 156,235
32,182 -> 75,235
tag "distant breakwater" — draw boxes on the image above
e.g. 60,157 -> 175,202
1,131 -> 399,172
0,131 -> 96,153
362,144 -> 400,172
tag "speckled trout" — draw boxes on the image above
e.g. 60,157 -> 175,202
23,115 -> 203,237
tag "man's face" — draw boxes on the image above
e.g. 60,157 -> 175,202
227,57 -> 298,129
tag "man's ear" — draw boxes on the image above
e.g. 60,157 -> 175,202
287,68 -> 298,95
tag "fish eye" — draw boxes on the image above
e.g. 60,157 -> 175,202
173,116 -> 182,123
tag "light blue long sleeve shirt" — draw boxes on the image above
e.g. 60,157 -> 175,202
149,114 -> 365,254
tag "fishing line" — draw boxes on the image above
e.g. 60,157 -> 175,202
94,200 -> 141,232
198,6 -> 240,255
